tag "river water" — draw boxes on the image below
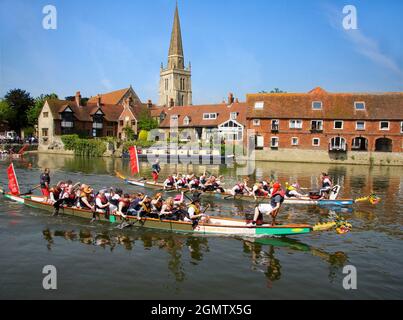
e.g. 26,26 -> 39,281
0,153 -> 402,299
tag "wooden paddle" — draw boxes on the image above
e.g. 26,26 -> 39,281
21,184 -> 41,196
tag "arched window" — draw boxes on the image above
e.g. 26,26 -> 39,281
329,137 -> 347,151
375,138 -> 392,152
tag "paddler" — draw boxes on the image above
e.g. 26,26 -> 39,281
163,175 -> 176,190
151,159 -> 161,184
252,182 -> 269,200
94,189 -> 110,221
185,195 -> 210,225
249,182 -> 285,226
231,180 -> 251,196
319,173 -> 333,199
285,182 -> 305,199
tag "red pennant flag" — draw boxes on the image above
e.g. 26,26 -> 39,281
7,163 -> 20,195
128,146 -> 140,175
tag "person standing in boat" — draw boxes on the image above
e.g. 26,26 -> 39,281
40,168 -> 51,201
249,182 -> 285,226
151,159 -> 161,184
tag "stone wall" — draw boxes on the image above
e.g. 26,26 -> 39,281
246,148 -> 403,166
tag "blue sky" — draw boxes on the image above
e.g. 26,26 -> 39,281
0,0 -> 402,103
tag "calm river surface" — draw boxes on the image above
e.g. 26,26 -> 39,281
0,153 -> 402,299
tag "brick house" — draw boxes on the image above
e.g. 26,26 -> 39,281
38,88 -> 146,149
246,87 -> 403,153
152,94 -> 247,144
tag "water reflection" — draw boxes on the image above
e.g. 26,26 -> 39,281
42,228 -> 348,286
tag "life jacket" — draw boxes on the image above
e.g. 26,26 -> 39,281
235,184 -> 245,193
141,202 -> 152,214
188,204 -> 200,216
167,177 -> 175,185
96,194 -> 108,208
254,187 -> 267,197
119,198 -> 130,207
271,190 -> 285,207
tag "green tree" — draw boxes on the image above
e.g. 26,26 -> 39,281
0,100 -> 16,123
123,126 -> 135,140
26,93 -> 58,126
138,107 -> 158,131
270,88 -> 286,93
4,89 -> 35,132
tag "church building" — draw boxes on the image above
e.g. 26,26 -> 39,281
158,4 -> 192,107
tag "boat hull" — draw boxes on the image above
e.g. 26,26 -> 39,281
2,193 -> 311,237
124,179 -> 354,206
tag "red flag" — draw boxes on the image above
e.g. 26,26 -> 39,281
7,163 -> 20,195
128,146 -> 140,175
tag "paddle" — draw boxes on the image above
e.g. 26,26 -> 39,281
21,184 -> 41,196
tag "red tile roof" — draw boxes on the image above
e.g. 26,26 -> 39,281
87,88 -> 130,105
157,102 -> 248,128
247,88 -> 403,120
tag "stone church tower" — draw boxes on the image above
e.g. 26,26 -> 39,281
159,4 -> 192,107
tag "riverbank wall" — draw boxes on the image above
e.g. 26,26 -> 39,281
245,149 -> 403,166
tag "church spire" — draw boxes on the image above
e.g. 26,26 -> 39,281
168,2 -> 184,69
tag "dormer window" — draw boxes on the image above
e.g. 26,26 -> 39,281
171,115 -> 179,122
203,113 -> 217,120
230,112 -> 237,120
312,101 -> 322,110
183,116 -> 190,126
254,101 -> 264,110
60,107 -> 74,134
355,102 -> 366,110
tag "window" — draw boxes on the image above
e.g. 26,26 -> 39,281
291,137 -> 299,146
380,121 -> 390,131
312,138 -> 320,146
131,120 -> 136,126
334,121 -> 344,129
171,115 -> 179,121
183,117 -> 190,125
401,122 -> 403,134
256,136 -> 264,148
230,112 -> 238,120
164,79 -> 169,91
119,120 -> 124,126
41,128 -> 48,137
203,113 -> 217,120
312,101 -> 323,110
355,102 -> 366,110
253,119 -> 261,126
356,121 -> 365,130
311,120 -> 323,131
271,119 -> 279,131
330,137 -> 347,151
43,112 -> 49,118
254,101 -> 264,110
271,137 -> 279,148
290,120 -> 303,129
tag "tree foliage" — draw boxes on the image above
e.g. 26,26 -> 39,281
123,126 -> 135,140
4,89 -> 35,131
137,107 -> 158,131
0,100 -> 16,123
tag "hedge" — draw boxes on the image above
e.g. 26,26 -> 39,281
61,135 -> 107,157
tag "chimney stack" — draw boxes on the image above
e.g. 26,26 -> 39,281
97,94 -> 102,107
228,93 -> 234,105
147,100 -> 153,108
75,91 -> 81,107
